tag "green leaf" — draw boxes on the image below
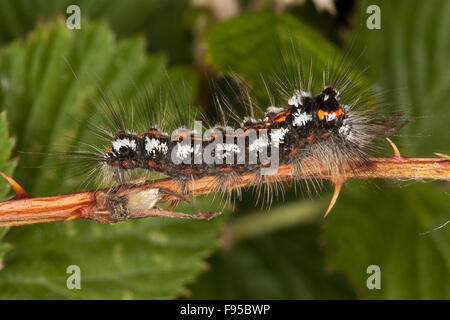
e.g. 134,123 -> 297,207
0,0 -> 192,65
350,0 -> 450,155
322,0 -> 450,299
324,183 -> 450,299
206,9 -> 338,82
0,18 -> 225,299
1,214 -> 224,299
190,202 -> 355,299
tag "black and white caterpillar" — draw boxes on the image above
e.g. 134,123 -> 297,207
64,50 -> 404,214
104,86 -> 387,179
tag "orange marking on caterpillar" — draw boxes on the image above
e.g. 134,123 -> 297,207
274,116 -> 287,123
289,134 -> 316,157
148,160 -> 163,169
122,160 -> 132,168
274,111 -> 286,118
305,134 -> 316,143
317,109 -> 326,120
220,167 -> 235,173
188,136 -> 204,142
180,168 -> 203,175
289,147 -> 300,157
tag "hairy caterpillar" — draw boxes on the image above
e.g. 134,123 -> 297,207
58,47 -> 404,216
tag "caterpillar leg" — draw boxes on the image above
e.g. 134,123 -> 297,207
157,186 -> 221,218
133,207 -> 221,220
167,199 -> 181,211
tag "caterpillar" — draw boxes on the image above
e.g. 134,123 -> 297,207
105,87 -> 373,179
59,47 -> 404,216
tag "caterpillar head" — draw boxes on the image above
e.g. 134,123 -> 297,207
313,86 -> 344,122
288,86 -> 345,122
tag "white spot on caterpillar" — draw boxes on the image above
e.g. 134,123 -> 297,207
292,111 -> 312,127
145,137 -> 168,156
193,143 -> 202,158
324,94 -> 330,101
175,144 -> 193,160
112,138 -> 137,152
270,128 -> 289,146
216,143 -> 241,158
266,106 -> 284,114
288,90 -> 310,107
325,112 -> 337,121
249,136 -> 269,153
241,116 -> 260,126
339,121 -> 354,140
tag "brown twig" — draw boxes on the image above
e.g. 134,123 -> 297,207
0,142 -> 449,227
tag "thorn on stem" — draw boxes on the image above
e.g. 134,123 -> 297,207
386,137 -> 404,159
324,178 -> 345,218
0,171 -> 31,199
434,153 -> 450,161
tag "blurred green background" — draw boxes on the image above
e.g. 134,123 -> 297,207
0,0 -> 448,299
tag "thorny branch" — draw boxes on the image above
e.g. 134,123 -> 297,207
0,140 -> 449,227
